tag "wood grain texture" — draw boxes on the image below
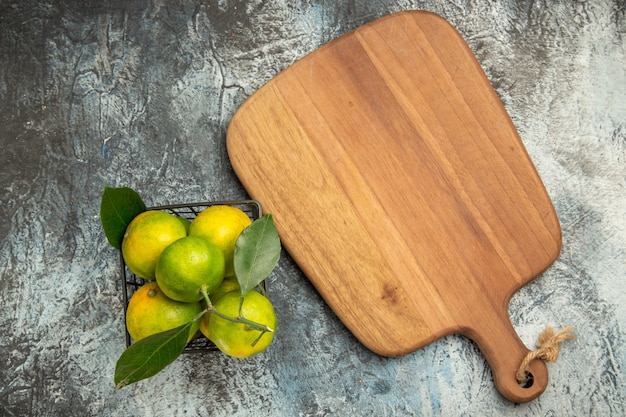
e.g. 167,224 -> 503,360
227,11 -> 561,402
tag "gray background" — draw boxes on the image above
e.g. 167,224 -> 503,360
1,0 -> 624,416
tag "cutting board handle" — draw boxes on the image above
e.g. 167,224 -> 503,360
468,311 -> 549,403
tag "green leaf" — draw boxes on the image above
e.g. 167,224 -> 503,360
100,186 -> 146,249
114,320 -> 194,389
233,214 -> 281,296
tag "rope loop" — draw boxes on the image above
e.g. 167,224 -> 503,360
516,326 -> 576,385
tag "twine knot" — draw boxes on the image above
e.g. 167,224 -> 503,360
516,326 -> 576,384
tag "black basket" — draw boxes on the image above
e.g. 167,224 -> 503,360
120,200 -> 264,353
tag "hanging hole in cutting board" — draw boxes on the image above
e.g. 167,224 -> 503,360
519,372 -> 534,389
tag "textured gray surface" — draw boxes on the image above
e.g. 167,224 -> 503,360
1,0 -> 624,416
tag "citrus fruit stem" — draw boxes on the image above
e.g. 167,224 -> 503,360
200,288 -> 274,333
191,310 -> 206,323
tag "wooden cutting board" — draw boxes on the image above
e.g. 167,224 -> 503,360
227,11 -> 561,403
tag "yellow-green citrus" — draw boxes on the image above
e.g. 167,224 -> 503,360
177,217 -> 191,233
121,210 -> 187,280
125,281 -> 202,343
155,235 -> 225,303
210,277 -> 241,304
205,290 -> 277,358
188,205 -> 252,277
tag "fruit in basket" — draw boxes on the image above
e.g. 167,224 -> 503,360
121,210 -> 187,280
126,281 -> 202,343
103,187 -> 283,388
209,276 -> 241,304
155,235 -> 225,302
188,205 -> 252,277
205,290 -> 277,358
177,217 -> 191,233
